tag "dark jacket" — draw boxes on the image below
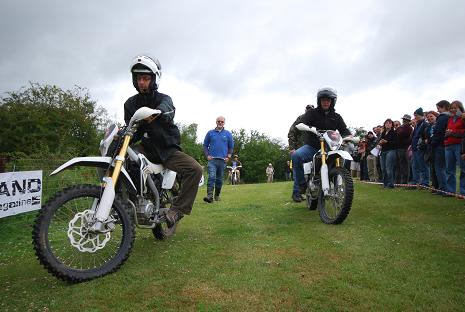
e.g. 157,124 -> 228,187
366,136 -> 377,152
124,91 -> 181,163
301,106 -> 351,149
379,129 -> 398,151
430,112 -> 449,148
411,119 -> 427,152
395,124 -> 413,149
288,114 -> 306,150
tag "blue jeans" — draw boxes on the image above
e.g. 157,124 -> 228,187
207,158 -> 226,189
410,150 -> 430,186
380,150 -> 396,188
445,144 -> 465,195
291,144 -> 317,195
434,146 -> 446,192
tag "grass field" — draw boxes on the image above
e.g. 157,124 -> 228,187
0,181 -> 464,312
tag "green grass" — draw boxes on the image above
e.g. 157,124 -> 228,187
1,181 -> 464,312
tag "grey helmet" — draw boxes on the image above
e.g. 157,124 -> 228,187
316,86 -> 337,108
130,54 -> 162,92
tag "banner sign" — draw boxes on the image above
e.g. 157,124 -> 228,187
0,170 -> 42,218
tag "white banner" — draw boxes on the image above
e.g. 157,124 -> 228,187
0,170 -> 43,218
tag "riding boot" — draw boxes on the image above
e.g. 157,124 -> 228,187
214,187 -> 221,201
203,187 -> 213,203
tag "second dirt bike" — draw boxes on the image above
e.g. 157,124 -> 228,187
296,123 -> 354,224
226,165 -> 242,185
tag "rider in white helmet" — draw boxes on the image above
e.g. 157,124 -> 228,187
124,54 -> 203,226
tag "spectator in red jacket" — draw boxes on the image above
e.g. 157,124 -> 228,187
444,100 -> 465,195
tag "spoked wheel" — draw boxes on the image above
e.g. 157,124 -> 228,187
32,184 -> 135,283
318,167 -> 353,224
152,183 -> 180,240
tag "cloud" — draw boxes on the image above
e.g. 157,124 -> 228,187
1,0 -> 465,143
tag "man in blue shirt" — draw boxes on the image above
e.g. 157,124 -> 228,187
203,116 -> 234,203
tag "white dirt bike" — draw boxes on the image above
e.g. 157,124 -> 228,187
226,165 -> 242,185
296,123 -> 355,224
33,107 -> 193,282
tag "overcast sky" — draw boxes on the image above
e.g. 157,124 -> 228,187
1,0 -> 465,144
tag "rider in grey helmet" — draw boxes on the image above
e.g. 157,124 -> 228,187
290,86 -> 351,202
124,54 -> 203,226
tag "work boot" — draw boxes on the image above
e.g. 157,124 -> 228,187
203,187 -> 214,203
292,193 -> 302,202
214,187 -> 221,201
165,209 -> 183,227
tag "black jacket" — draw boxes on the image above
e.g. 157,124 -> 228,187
124,91 -> 181,163
379,129 -> 398,151
301,106 -> 351,149
431,112 -> 449,148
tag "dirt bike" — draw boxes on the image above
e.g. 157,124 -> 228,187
226,165 -> 242,185
32,107 -> 190,283
296,123 -> 354,224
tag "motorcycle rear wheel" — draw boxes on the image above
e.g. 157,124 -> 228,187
318,167 -> 353,224
152,183 -> 179,240
32,184 -> 135,283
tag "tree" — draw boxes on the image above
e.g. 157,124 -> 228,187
232,129 -> 288,183
179,123 -> 204,165
0,82 -> 109,156
350,126 -> 367,138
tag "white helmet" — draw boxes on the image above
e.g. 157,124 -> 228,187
130,54 -> 162,92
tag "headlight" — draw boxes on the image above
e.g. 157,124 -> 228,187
99,124 -> 119,156
323,130 -> 342,151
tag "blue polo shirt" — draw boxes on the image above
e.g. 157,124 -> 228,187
203,128 -> 234,159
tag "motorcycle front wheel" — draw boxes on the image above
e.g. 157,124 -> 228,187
32,184 -> 135,283
318,167 -> 353,224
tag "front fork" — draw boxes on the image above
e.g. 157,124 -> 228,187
320,140 -> 344,197
320,139 -> 330,196
90,135 -> 131,232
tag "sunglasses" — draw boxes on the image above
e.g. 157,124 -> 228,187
216,120 -> 225,123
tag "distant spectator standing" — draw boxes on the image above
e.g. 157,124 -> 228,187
203,116 -> 234,203
365,131 -> 378,182
424,111 -> 439,191
410,108 -> 430,188
373,125 -> 384,181
266,163 -> 274,183
444,101 -> 465,195
358,138 -> 369,180
395,114 -> 413,184
379,119 -> 398,188
285,160 -> 292,181
431,100 -> 450,194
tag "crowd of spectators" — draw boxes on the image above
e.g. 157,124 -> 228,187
349,100 -> 465,197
